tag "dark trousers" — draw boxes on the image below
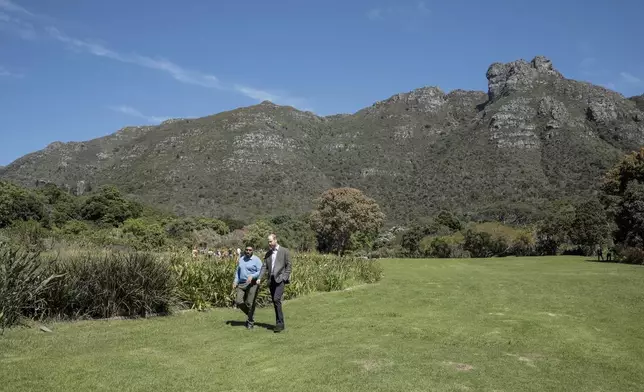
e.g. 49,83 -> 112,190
270,278 -> 285,328
235,282 -> 258,324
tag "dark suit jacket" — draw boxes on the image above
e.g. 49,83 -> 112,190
260,245 -> 292,284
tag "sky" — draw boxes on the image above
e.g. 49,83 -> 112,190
1,0 -> 643,165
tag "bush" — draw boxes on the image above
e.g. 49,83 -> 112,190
122,218 -> 167,250
617,247 -> 644,265
7,220 -> 49,251
40,251 -> 176,319
0,244 -> 58,332
510,230 -> 536,256
0,181 -> 46,228
463,229 -> 507,258
80,185 -> 142,226
60,220 -> 89,236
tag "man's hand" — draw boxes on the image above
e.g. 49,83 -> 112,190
246,276 -> 252,284
232,282 -> 237,290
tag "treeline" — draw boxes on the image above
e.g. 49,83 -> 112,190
369,203 -> 609,259
0,183 -> 386,258
372,147 -> 644,265
0,182 -> 317,253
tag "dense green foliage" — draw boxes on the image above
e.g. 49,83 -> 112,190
4,140 -> 644,265
0,247 -> 382,329
0,244 -> 58,332
310,188 -> 385,255
0,182 -> 45,227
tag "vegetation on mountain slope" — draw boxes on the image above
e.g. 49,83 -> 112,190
1,56 -> 642,224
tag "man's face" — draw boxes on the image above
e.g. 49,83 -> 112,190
245,247 -> 253,256
268,237 -> 277,249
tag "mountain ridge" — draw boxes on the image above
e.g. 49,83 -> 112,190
2,55 -> 643,224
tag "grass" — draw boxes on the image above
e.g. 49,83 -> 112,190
1,256 -> 644,392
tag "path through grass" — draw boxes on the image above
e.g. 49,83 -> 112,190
1,256 -> 643,391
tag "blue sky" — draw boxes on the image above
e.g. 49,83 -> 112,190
1,0 -> 642,165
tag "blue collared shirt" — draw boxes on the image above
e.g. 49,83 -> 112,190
233,254 -> 262,285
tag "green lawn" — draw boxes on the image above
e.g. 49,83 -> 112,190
2,256 -> 644,392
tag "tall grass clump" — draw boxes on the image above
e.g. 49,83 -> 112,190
40,250 -> 176,320
2,246 -> 382,329
171,255 -> 236,310
0,243 -> 58,332
172,253 -> 383,310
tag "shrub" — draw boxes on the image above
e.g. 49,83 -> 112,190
122,218 -> 167,250
40,251 -> 176,319
463,229 -> 507,258
0,181 -> 46,228
7,220 -> 49,251
0,244 -> 58,332
428,237 -> 451,258
617,247 -> 644,265
510,230 -> 536,256
60,220 -> 89,236
80,185 -> 142,226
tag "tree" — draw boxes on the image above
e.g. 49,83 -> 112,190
80,185 -> 142,226
463,229 -> 507,258
568,198 -> 610,255
243,220 -> 274,250
601,148 -> 644,249
435,211 -> 462,232
614,181 -> 644,247
310,188 -> 385,256
401,224 -> 426,257
0,181 -> 45,228
269,215 -> 317,252
535,204 -> 574,255
122,218 -> 167,250
166,217 -> 229,239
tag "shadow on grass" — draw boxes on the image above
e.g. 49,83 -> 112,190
225,320 -> 274,330
584,259 -> 615,263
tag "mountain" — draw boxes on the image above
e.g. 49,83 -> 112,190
2,56 -> 643,224
631,94 -> 644,112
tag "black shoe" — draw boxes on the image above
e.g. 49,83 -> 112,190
273,324 -> 284,333
246,321 -> 254,330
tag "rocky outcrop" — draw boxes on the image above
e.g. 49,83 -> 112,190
486,56 -> 563,101
629,94 -> 644,113
368,86 -> 447,113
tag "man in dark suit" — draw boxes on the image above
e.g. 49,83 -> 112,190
257,233 -> 291,333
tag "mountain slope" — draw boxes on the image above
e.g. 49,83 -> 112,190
2,56 -> 643,223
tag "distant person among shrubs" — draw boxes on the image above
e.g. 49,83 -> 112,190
232,246 -> 262,329
257,233 -> 291,333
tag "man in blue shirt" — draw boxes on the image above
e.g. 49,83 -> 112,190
232,245 -> 263,329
